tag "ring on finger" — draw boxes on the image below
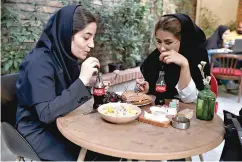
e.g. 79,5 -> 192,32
164,56 -> 170,61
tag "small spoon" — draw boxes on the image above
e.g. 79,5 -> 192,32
83,109 -> 98,115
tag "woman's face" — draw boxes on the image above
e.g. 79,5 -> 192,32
71,22 -> 97,60
222,29 -> 230,40
155,29 -> 180,54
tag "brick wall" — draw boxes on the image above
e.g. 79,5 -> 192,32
163,0 -> 196,21
237,0 -> 242,24
2,0 -> 190,74
3,0 -> 64,21
2,0 -> 122,73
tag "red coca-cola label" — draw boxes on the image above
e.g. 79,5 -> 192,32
93,88 -> 105,96
155,85 -> 166,92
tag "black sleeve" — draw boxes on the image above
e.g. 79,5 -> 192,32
24,60 -> 91,124
86,86 -> 93,94
140,49 -> 160,94
35,79 -> 91,124
190,48 -> 210,91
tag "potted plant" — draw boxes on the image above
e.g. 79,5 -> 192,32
96,0 -> 154,70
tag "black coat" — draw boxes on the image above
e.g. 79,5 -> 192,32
16,5 -> 91,161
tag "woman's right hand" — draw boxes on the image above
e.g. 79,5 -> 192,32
79,57 -> 100,85
135,79 -> 149,94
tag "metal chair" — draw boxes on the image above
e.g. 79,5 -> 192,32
1,73 -> 40,161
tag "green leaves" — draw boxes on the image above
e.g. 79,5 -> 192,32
1,0 -> 160,74
1,6 -> 44,74
6,20 -> 13,28
4,60 -> 14,72
91,0 -> 156,68
1,47 -> 24,74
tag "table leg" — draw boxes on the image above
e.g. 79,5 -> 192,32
16,156 -> 23,162
77,148 -> 87,162
185,157 -> 192,161
199,154 -> 204,161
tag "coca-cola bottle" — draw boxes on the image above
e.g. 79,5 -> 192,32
155,71 -> 166,105
93,72 -> 105,109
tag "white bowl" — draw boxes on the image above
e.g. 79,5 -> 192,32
98,103 -> 141,124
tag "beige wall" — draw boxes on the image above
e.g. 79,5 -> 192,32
196,0 -> 239,26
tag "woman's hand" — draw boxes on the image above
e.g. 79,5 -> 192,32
79,57 -> 100,85
135,79 -> 149,94
159,50 -> 189,67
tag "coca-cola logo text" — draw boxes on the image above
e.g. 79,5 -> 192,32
93,88 -> 105,96
156,85 -> 166,92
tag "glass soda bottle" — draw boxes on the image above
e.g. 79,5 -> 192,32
93,72 -> 105,109
155,71 -> 166,105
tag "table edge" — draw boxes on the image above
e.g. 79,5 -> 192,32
56,116 -> 224,160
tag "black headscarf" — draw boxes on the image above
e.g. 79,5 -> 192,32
36,5 -> 80,84
140,13 -> 210,99
17,5 -> 81,106
205,25 -> 229,50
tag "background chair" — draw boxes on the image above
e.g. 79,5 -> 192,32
210,54 -> 242,103
1,73 -> 40,161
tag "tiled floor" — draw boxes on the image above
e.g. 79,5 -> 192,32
1,84 -> 241,161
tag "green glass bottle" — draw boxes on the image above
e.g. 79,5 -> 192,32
196,85 -> 216,121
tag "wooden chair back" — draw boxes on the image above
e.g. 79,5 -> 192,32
210,54 -> 242,76
210,54 -> 242,103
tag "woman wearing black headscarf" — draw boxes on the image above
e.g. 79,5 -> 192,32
205,26 -> 238,90
15,5 -> 117,161
206,25 -> 230,50
205,25 -> 231,64
136,13 -> 210,103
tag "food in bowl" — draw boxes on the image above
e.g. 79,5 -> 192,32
102,104 -> 139,117
98,103 -> 141,124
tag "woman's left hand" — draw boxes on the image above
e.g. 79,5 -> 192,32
159,50 -> 188,67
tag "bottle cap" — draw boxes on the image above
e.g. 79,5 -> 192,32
169,101 -> 177,108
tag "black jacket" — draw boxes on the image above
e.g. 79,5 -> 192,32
16,5 -> 91,161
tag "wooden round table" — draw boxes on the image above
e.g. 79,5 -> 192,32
57,98 -> 224,161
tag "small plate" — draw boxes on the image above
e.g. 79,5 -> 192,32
121,91 -> 153,106
135,100 -> 153,107
115,91 -> 153,106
